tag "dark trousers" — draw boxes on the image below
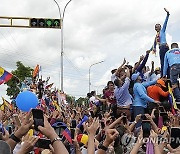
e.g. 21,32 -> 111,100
159,44 -> 169,77
170,64 -> 180,102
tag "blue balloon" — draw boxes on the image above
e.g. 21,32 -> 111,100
16,91 -> 38,112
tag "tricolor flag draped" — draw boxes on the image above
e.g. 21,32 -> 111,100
168,83 -> 177,115
0,67 -> 13,85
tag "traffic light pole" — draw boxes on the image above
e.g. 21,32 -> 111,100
53,0 -> 72,92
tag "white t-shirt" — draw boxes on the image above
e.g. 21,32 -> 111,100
111,73 -> 117,82
150,73 -> 160,81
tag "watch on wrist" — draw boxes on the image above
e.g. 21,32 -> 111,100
10,134 -> 21,143
51,137 -> 62,145
98,142 -> 108,151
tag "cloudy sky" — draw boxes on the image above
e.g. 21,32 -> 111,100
0,0 -> 180,101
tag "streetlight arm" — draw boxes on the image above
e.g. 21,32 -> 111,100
90,60 -> 104,68
62,0 -> 72,19
88,60 -> 104,93
53,0 -> 62,19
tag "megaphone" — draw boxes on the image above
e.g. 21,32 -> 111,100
77,115 -> 88,128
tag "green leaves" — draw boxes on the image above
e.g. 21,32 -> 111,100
5,61 -> 33,99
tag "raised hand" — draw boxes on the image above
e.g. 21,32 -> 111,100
104,129 -> 119,145
87,118 -> 100,136
17,135 -> 39,154
164,8 -> 170,15
123,58 -> 126,65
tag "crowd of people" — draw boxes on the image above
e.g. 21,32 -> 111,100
0,8 -> 180,154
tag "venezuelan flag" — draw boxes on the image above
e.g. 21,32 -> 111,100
168,83 -> 177,115
0,67 -> 12,85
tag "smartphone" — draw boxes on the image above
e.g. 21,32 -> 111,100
160,112 -> 169,123
170,127 -> 180,149
142,121 -> 151,138
98,114 -> 103,120
32,109 -> 44,131
111,116 -> 115,122
159,106 -> 165,112
90,111 -> 95,118
122,113 -> 127,124
73,110 -> 77,116
101,121 -> 105,129
8,126 -> 12,135
160,112 -> 168,117
71,120 -> 77,128
70,128 -> 75,139
141,114 -> 146,120
0,123 -> 5,135
35,138 -> 51,149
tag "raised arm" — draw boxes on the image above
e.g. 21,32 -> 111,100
114,58 -> 126,76
87,118 -> 100,154
132,55 -> 144,73
150,61 -> 154,76
162,8 -> 170,32
136,50 -> 150,73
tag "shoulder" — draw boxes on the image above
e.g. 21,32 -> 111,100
134,83 -> 142,88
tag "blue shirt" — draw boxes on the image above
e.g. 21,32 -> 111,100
163,48 -> 180,76
114,77 -> 132,106
133,80 -> 156,108
153,14 -> 169,49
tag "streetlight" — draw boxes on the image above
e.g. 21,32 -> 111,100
89,60 -> 104,93
53,0 -> 72,92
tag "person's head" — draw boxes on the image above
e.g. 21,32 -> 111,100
155,24 -> 161,32
111,69 -> 117,74
87,93 -> 92,98
90,91 -> 96,96
107,81 -> 114,90
171,43 -> 179,49
131,72 -> 142,83
114,78 -> 122,88
156,79 -> 166,88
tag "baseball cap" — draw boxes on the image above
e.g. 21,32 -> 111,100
155,67 -> 160,71
157,79 -> 166,88
131,72 -> 140,81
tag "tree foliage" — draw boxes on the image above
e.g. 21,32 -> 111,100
5,61 -> 33,99
76,97 -> 88,106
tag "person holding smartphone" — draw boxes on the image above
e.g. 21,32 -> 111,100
6,110 -> 69,154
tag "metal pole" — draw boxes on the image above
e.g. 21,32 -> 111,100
53,0 -> 72,92
88,60 -> 104,93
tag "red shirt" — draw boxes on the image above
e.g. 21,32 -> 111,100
104,90 -> 116,104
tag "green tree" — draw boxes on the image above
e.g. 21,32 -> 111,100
66,94 -> 75,104
76,97 -> 88,107
5,61 -> 33,99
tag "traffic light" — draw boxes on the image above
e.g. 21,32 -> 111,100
29,18 -> 61,29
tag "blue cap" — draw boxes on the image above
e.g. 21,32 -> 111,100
131,72 -> 140,81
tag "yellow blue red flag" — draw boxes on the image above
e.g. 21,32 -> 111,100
0,67 -> 12,85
